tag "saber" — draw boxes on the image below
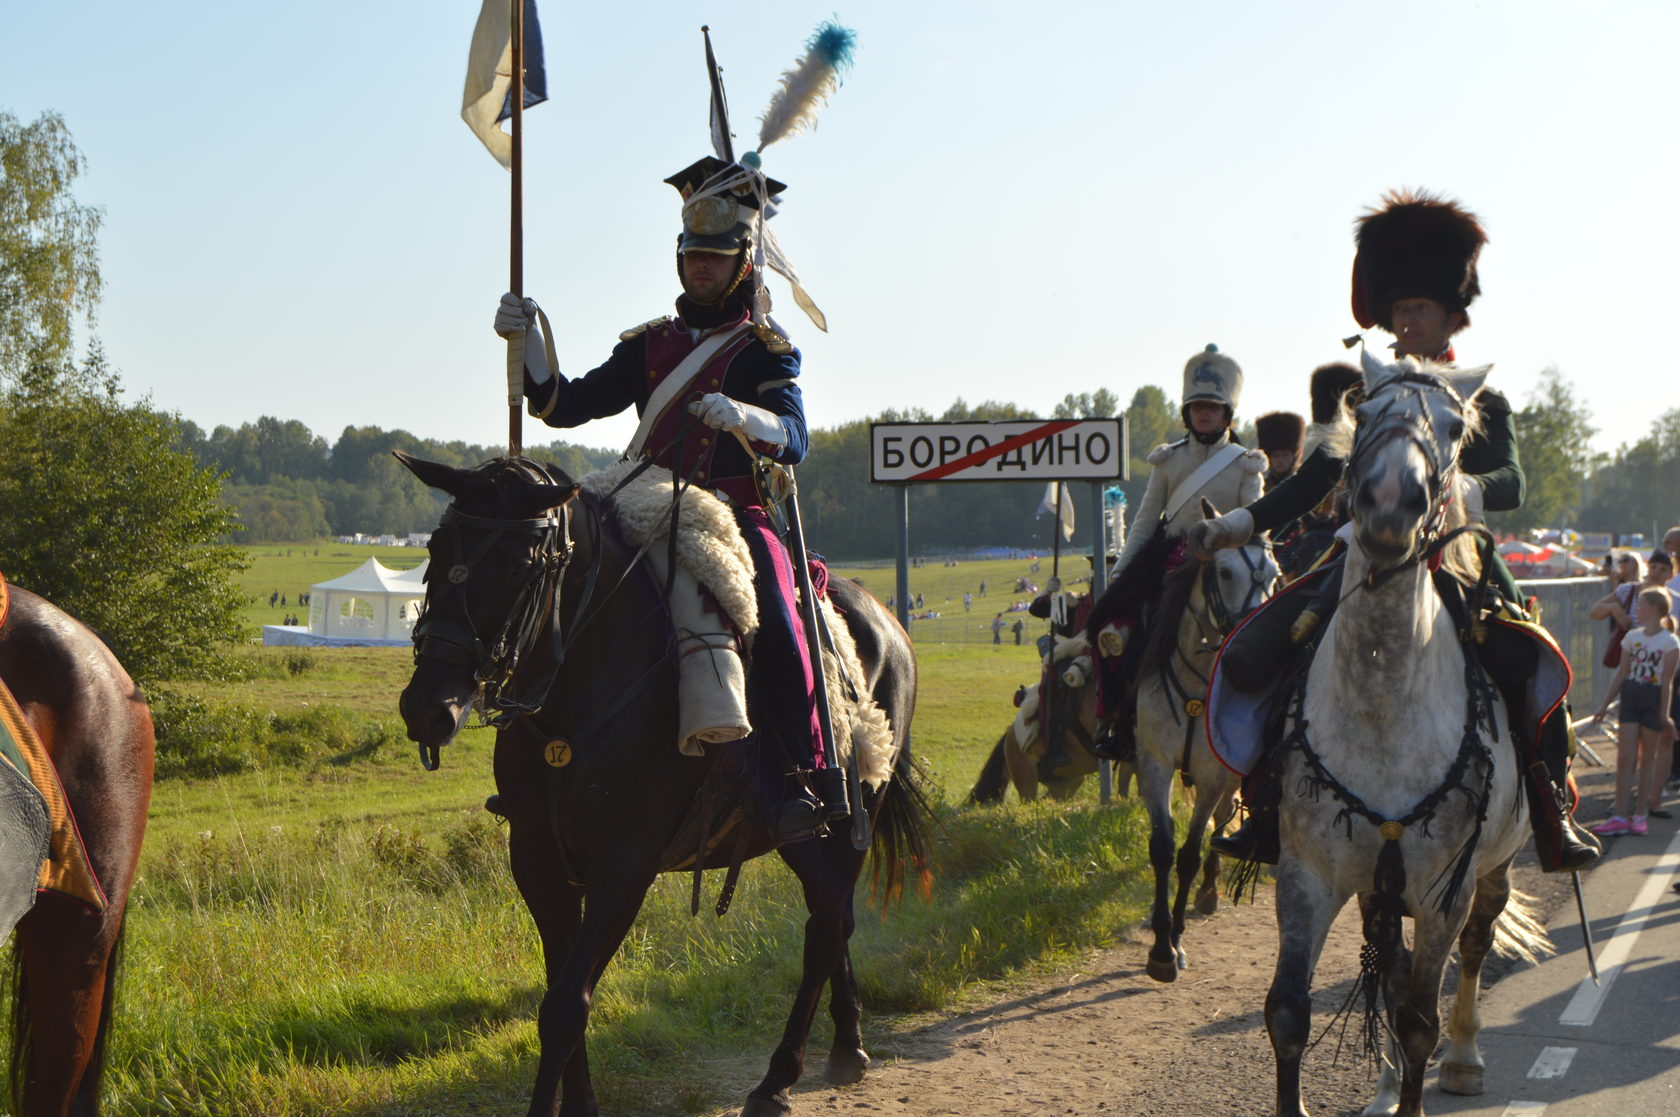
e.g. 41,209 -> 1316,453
1572,870 -> 1599,985
771,459 -> 869,849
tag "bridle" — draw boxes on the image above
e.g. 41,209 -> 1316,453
1201,539 -> 1275,634
1343,370 -> 1467,567
408,435 -> 713,770
1159,542 -> 1277,761
409,459 -> 592,768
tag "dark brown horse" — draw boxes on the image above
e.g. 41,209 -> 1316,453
0,585 -> 155,1116
395,454 -> 928,1117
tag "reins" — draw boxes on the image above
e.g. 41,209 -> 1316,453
1279,371 -> 1506,1061
410,415 -> 714,769
1158,543 -> 1275,778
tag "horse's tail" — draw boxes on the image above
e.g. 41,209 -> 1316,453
1491,888 -> 1554,964
967,731 -> 1011,805
870,739 -> 935,908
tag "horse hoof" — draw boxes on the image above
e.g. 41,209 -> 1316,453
1146,955 -> 1179,983
1194,888 -> 1219,916
740,1092 -> 793,1117
1174,945 -> 1190,970
1438,1061 -> 1484,1096
825,1046 -> 870,1084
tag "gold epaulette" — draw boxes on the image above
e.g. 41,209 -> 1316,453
619,316 -> 671,342
752,321 -> 794,355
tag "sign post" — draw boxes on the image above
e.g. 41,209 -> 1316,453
871,417 -> 1128,796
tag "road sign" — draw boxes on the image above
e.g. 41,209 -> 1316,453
869,418 -> 1127,483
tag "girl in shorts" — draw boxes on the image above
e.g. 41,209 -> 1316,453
1591,586 -> 1679,836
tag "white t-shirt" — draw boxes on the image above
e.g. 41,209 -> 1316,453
1621,626 -> 1680,688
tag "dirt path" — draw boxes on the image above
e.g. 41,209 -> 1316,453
698,737 -> 1620,1117
707,855 -> 1572,1117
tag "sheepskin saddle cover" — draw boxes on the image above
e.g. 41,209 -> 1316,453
577,462 -> 897,787
580,461 -> 759,638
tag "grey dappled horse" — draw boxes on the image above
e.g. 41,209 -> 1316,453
1264,351 -> 1543,1117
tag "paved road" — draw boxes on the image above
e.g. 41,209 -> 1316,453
1428,769 -> 1680,1115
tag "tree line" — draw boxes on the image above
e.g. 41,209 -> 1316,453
159,372 -> 1680,557
5,107 -> 1675,689
171,418 -> 620,541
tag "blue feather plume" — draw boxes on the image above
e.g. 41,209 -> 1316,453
755,21 -> 857,151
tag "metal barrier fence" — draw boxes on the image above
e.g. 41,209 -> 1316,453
1518,576 -> 1616,713
900,574 -> 1616,713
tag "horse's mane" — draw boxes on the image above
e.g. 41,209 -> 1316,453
1314,359 -> 1488,464
1130,552 -> 1202,697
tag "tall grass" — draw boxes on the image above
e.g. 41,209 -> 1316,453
88,549 -> 1162,1114
110,792 -> 1156,1116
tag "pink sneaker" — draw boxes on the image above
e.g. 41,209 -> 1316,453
1592,816 -> 1631,837
1630,815 -> 1649,836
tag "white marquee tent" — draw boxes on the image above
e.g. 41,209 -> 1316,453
263,558 -> 428,646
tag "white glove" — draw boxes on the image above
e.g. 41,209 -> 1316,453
1453,473 -> 1486,524
1185,507 -> 1255,560
687,393 -> 788,447
494,292 -> 536,338
493,292 -> 552,384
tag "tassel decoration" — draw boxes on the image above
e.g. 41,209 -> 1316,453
754,21 -> 857,151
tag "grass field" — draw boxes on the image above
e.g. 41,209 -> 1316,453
91,543 -> 1166,1115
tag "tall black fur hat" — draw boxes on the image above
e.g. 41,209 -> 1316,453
1350,189 -> 1486,331
1254,412 -> 1305,454
1310,363 -> 1363,424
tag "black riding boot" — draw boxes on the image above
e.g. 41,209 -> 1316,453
1524,707 -> 1600,873
768,770 -> 827,846
1211,753 -> 1282,864
1091,686 -> 1138,764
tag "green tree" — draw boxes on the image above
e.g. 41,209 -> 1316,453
1578,408 -> 1680,539
1116,385 -> 1179,510
1487,368 -> 1596,536
0,347 -> 246,684
0,111 -> 103,378
1051,389 -> 1120,419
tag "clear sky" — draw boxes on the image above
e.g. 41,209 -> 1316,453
5,1 -> 1676,457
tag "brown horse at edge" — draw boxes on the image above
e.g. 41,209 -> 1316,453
0,585 -> 154,1116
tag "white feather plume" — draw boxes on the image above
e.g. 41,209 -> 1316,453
756,22 -> 856,151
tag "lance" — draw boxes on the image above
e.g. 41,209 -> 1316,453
739,436 -> 867,849
505,0 -> 526,456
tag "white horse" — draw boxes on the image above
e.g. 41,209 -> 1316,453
1265,350 -> 1542,1117
1135,510 -> 1278,982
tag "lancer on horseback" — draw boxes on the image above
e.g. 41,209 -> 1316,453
401,24 -> 935,1117
1195,189 -> 1601,877
492,141 -> 842,845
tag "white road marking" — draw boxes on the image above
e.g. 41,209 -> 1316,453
1499,1104 -> 1547,1116
1526,1046 -> 1576,1079
1559,826 -> 1680,1027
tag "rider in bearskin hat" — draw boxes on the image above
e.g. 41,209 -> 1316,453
1194,189 -> 1600,873
1082,345 -> 1266,762
1255,411 -> 1305,491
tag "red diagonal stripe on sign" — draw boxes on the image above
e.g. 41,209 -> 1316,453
908,420 -> 1082,481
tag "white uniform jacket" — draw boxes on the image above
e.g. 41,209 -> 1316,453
1114,432 -> 1265,576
